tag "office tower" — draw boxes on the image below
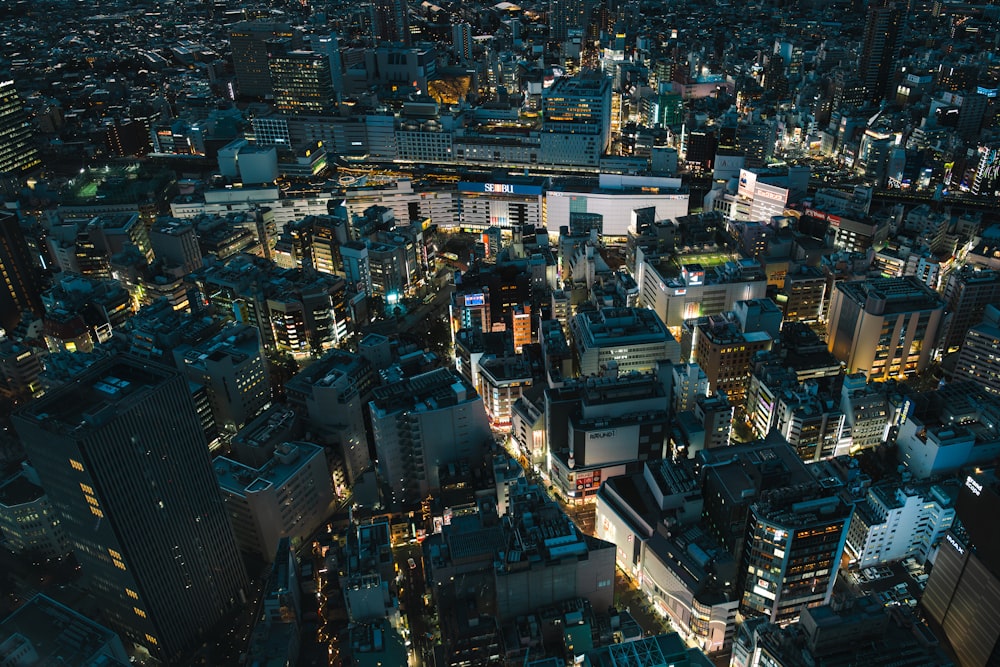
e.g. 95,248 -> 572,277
826,276 -> 944,381
781,264 -> 827,324
13,356 -> 248,662
369,367 -> 491,508
858,0 -> 904,105
940,267 -> 1000,354
672,363 -> 709,414
229,21 -> 297,99
549,0 -> 597,41
542,73 -> 613,155
308,33 -> 345,101
341,241 -> 373,297
0,468 -> 68,559
922,471 -> 1000,667
0,211 -> 44,331
570,307 -> 681,376
0,79 -> 40,177
954,304 -> 1000,395
451,22 -> 473,61
267,42 -> 337,117
689,317 -> 772,406
739,485 -> 851,625
373,0 -> 411,46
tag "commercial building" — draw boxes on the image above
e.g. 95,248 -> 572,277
638,260 -> 768,333
541,74 -> 613,164
922,471 -> 1000,667
845,481 -> 956,568
215,441 -> 333,560
174,323 -> 269,434
688,316 -> 772,407
954,304 -> 1000,394
941,267 -> 1000,353
369,368 -> 491,507
267,44 -> 337,117
779,264 -> 827,324
0,79 -> 41,177
229,21 -> 298,98
738,484 -> 851,625
455,180 -> 544,231
284,348 -> 377,488
0,211 -> 44,331
570,307 -> 680,376
0,469 -> 68,559
13,356 -> 248,662
838,373 -> 890,453
0,594 -> 130,667
827,276 -> 945,381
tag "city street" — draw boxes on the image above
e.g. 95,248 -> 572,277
393,542 -> 432,667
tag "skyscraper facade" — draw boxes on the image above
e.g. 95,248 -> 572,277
13,356 -> 248,662
0,79 -> 40,177
373,0 -> 411,46
858,1 -> 904,105
0,210 -> 43,331
267,42 -> 337,116
229,21 -> 297,99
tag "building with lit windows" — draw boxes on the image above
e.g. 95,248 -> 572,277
570,307 -> 680,376
173,323 -> 269,434
477,356 -> 534,428
941,267 -> 1000,354
455,180 -> 544,231
827,276 -> 944,381
688,317 -> 772,407
541,74 -> 613,164
0,79 -> 40,178
13,356 -> 248,663
0,469 -> 68,560
845,481 -> 955,568
267,44 -> 337,117
954,304 -> 1000,395
229,21 -> 298,98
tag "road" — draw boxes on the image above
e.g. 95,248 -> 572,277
363,282 -> 454,339
393,542 -> 432,667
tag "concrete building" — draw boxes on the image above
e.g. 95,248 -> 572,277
546,175 -> 689,239
229,21 -> 298,98
827,276 -> 945,381
174,323 -> 269,434
570,307 -> 680,376
845,481 -> 956,568
0,594 -> 130,667
638,260 -> 768,334
215,441 -> 333,561
671,362 -> 709,414
369,368 -> 491,508
954,304 -> 1000,395
13,356 -> 248,662
839,373 -> 890,453
493,484 -> 615,620
941,267 -> 1000,354
780,264 -> 827,324
477,356 -> 534,429
922,471 -> 1000,667
149,217 -> 202,276
0,468 -> 68,559
284,349 -> 377,489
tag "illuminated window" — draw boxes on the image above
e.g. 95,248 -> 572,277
70,459 -> 84,472
108,548 -> 122,560
134,607 -> 147,618
85,495 -> 100,507
79,483 -> 94,494
113,559 -> 126,571
145,634 -> 158,646
90,507 -> 104,518
126,588 -> 138,600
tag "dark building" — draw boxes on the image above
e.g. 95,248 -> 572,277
859,0 -> 904,104
373,0 -> 411,46
922,471 -> 1000,667
0,211 -> 44,331
13,356 -> 249,663
229,21 -> 297,99
0,79 -> 40,178
267,41 -> 337,117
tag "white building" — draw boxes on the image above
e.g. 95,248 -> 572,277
570,307 -> 681,376
845,482 -> 956,567
215,441 -> 333,561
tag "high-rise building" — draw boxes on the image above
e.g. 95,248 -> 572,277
738,485 -> 851,625
229,21 -> 297,99
570,307 -> 681,376
369,367 -> 491,507
858,0 -> 904,105
542,73 -> 613,156
13,356 -> 248,662
827,276 -> 944,381
149,217 -> 202,277
373,0 -> 411,46
940,267 -> 1000,354
451,22 -> 473,61
267,42 -> 337,117
954,304 -> 1000,395
0,211 -> 44,331
0,79 -> 40,177
922,471 -> 1000,667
